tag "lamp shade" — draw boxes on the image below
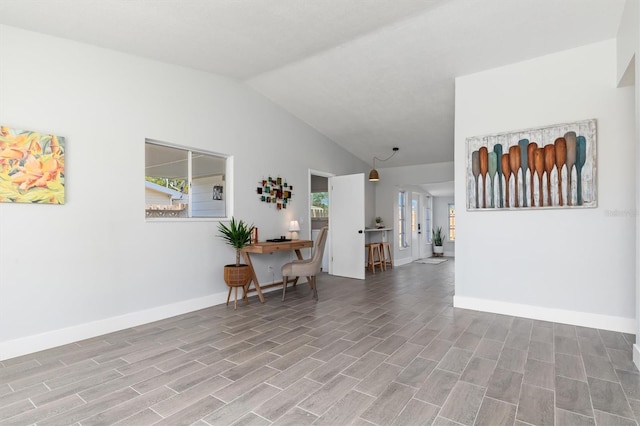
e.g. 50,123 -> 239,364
368,169 -> 380,181
288,220 -> 300,232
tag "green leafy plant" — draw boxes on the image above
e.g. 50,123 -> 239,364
432,226 -> 444,246
218,217 -> 255,266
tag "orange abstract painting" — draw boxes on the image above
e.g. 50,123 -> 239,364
0,125 -> 65,204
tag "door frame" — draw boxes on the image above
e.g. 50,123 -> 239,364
308,168 -> 334,267
411,192 -> 421,261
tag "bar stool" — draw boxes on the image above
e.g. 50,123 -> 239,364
380,241 -> 393,269
365,243 -> 385,273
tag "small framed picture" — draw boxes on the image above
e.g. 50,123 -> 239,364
212,185 -> 223,200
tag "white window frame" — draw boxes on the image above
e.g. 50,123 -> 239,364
398,190 -> 408,249
425,195 -> 432,244
145,139 -> 233,221
448,203 -> 456,242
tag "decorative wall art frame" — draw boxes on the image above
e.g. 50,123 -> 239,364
212,185 -> 223,200
466,119 -> 596,211
257,176 -> 292,210
0,125 -> 65,204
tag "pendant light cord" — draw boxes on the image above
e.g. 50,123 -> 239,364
373,147 -> 399,168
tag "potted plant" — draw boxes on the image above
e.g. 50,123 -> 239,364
432,226 -> 444,256
375,216 -> 385,228
218,217 -> 255,287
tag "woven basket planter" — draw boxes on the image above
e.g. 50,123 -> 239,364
223,264 -> 252,287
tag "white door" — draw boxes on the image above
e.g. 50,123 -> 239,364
411,193 -> 421,260
329,173 -> 365,279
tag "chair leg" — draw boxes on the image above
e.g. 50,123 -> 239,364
311,276 -> 318,300
282,276 -> 288,301
226,287 -> 232,306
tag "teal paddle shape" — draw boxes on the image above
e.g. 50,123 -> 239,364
493,144 -> 503,207
488,152 -> 497,208
576,136 -> 587,206
518,139 -> 529,207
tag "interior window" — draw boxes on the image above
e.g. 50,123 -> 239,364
425,196 -> 432,244
448,203 -> 456,241
398,190 -> 408,248
145,140 -> 229,219
311,192 -> 329,218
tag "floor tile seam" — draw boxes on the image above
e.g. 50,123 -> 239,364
592,408 -> 639,425
435,380 -> 486,426
607,376 -> 640,420
85,385 -> 174,423
219,363 -> 279,383
247,409 -> 273,424
212,381 -> 275,406
0,362 -> 69,385
308,386 -> 376,423
511,362 -> 528,425
288,404 -> 319,423
468,383 -> 489,426
0,397 -> 36,422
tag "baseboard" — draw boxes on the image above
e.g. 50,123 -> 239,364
395,258 -> 414,267
0,291 -> 233,361
0,281 -> 290,361
454,295 -> 635,333
634,344 -> 640,371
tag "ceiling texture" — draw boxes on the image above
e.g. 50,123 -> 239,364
0,0 -> 626,173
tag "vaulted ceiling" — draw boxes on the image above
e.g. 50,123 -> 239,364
0,0 -> 626,170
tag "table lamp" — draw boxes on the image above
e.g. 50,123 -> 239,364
288,220 -> 300,240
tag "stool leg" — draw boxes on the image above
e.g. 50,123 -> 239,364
383,243 -> 393,268
369,246 -> 375,274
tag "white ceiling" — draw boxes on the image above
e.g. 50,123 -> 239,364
0,0 -> 626,174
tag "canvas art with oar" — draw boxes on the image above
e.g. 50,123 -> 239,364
465,119 -> 597,211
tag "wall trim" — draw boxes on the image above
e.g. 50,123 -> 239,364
0,283 -> 287,361
0,291 -> 231,361
634,344 -> 640,371
454,296 -> 635,333
395,258 -> 414,267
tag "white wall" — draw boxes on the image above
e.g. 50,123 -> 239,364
617,0 -> 638,86
617,0 -> 640,368
0,25 -> 369,359
454,40 -> 636,332
433,196 -> 455,257
373,162 -> 454,265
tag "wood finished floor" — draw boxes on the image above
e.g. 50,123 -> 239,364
1,259 -> 638,425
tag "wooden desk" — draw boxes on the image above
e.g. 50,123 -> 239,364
364,227 -> 393,243
241,239 -> 314,303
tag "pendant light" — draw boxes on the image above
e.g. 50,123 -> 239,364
369,147 -> 399,182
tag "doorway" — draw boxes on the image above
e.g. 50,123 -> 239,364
308,170 -> 366,280
309,171 -> 331,272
